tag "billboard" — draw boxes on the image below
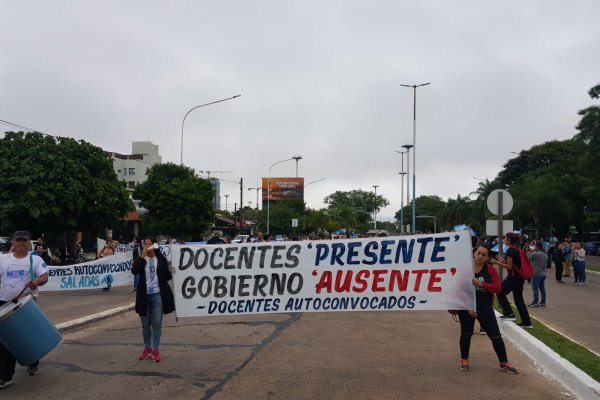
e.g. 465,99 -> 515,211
262,177 -> 304,205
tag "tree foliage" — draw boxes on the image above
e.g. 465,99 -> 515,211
324,189 -> 389,225
133,163 -> 214,239
0,131 -> 132,235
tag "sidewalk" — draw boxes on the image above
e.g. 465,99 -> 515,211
516,261 -> 599,355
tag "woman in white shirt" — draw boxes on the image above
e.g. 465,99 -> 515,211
573,242 -> 586,285
131,238 -> 175,362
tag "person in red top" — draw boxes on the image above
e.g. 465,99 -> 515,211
457,244 -> 518,374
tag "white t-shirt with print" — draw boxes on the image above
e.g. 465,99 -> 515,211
144,256 -> 160,295
0,253 -> 48,301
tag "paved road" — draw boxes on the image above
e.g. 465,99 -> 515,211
6,309 -> 570,399
519,262 -> 600,355
4,260 -> 597,399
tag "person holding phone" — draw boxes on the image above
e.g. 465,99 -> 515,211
131,237 -> 175,362
457,244 -> 518,374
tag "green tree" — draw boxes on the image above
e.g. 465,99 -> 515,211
0,131 -> 132,235
396,195 -> 446,232
264,200 -> 305,236
133,163 -> 214,239
509,173 -> 574,238
324,190 -> 389,225
575,83 -> 600,228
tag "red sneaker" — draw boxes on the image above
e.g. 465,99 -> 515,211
459,359 -> 469,371
152,349 -> 161,362
138,348 -> 152,360
499,361 -> 518,374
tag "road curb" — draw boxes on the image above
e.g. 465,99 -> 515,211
496,310 -> 600,399
56,302 -> 135,332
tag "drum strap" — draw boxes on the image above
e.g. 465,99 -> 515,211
29,253 -> 35,282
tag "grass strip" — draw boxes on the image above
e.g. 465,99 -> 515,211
587,266 -> 600,273
494,304 -> 600,382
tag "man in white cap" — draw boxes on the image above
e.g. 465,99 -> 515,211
0,230 -> 48,389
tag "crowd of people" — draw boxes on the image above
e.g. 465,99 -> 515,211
0,227 -> 594,388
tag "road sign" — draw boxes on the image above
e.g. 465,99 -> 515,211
487,189 -> 513,216
292,219 -> 298,228
486,220 -> 514,235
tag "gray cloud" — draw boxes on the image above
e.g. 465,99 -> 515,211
2,1 -> 598,220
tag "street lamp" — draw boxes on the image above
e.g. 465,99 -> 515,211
180,95 -> 241,165
292,155 -> 303,178
401,144 -> 413,228
247,187 -> 262,210
224,194 -> 229,211
305,178 -> 326,188
401,82 -> 430,233
267,157 -> 297,234
395,150 -> 408,234
398,172 -> 407,233
372,185 -> 379,230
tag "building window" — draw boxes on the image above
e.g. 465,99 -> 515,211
129,168 -> 135,175
128,181 -> 136,189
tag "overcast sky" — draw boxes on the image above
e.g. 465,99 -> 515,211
2,1 -> 598,220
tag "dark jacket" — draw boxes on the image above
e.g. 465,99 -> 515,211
132,250 -> 175,316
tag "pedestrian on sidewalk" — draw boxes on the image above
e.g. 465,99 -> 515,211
132,237 -> 175,362
457,244 -> 518,374
528,242 -> 547,307
562,240 -> 573,280
552,245 -> 565,283
0,231 -> 49,389
573,242 -> 586,285
493,232 -> 533,329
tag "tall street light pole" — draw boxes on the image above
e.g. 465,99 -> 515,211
267,157 -> 296,235
248,187 -> 262,210
292,155 -> 303,178
180,95 -> 241,165
224,194 -> 229,211
372,185 -> 379,230
401,144 -> 413,230
401,82 -> 429,233
395,150 -> 407,233
398,172 -> 407,233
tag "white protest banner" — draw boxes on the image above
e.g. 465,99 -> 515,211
172,231 -> 475,317
40,253 -> 134,291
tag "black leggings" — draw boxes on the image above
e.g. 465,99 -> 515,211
458,309 -> 508,363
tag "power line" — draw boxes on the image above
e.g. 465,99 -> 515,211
0,118 -> 54,136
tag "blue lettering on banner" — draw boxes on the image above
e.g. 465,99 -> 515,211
313,237 -> 451,267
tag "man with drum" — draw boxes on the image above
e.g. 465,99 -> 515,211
0,231 -> 48,389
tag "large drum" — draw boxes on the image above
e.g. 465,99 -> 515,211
0,294 -> 62,366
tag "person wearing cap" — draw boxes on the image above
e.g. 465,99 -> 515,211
0,231 -> 49,389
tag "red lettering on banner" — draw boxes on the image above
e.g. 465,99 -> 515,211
315,271 -> 332,294
353,270 -> 369,292
389,270 -> 409,291
372,270 -> 387,292
427,269 -> 446,292
314,268 -> 449,295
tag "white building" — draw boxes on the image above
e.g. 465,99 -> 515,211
108,141 -> 162,191
211,178 -> 221,210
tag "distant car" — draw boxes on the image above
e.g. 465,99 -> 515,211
0,237 -> 11,254
275,235 -> 285,242
583,242 -> 597,255
232,235 -> 250,243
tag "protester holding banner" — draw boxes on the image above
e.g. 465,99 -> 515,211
458,244 -> 517,374
131,236 -> 141,292
131,237 -> 175,362
494,232 -> 533,329
0,231 -> 49,389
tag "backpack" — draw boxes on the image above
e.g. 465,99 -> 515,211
514,249 -> 534,280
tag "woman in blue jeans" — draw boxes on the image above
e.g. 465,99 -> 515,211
573,242 -> 587,285
528,242 -> 547,307
132,238 -> 175,362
